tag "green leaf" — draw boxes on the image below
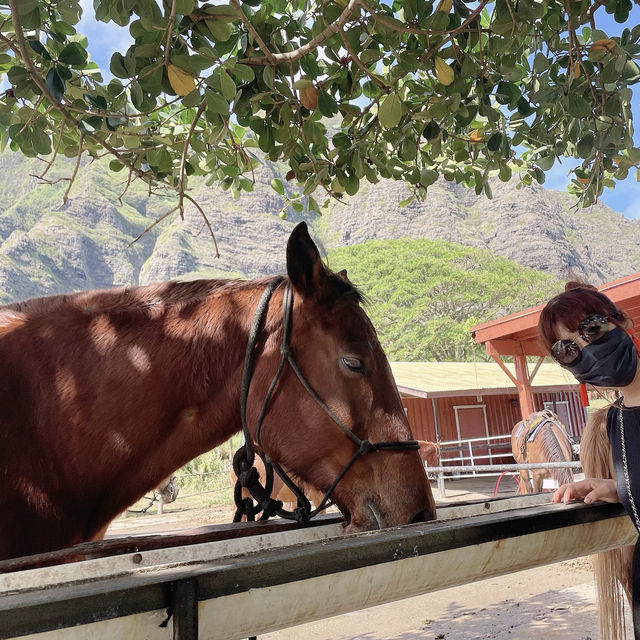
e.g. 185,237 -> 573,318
28,40 -> 51,60
205,89 -> 229,115
206,19 -> 233,42
78,115 -> 104,133
30,127 -> 52,155
332,132 -> 351,149
317,90 -> 338,117
263,66 -> 274,89
171,54 -> 212,74
420,168 -> 438,186
378,93 -> 402,129
577,132 -> 595,158
130,81 -> 144,109
175,0 -> 195,13
344,174 -> 359,196
567,92 -> 591,118
110,53 -> 129,79
487,132 -> 503,152
220,70 -> 236,101
231,64 -> 255,83
271,178 -> 285,195
58,42 -> 88,67
45,68 -> 65,101
422,121 -> 440,141
622,60 -> 640,83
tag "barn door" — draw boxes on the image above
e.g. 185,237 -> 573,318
454,405 -> 489,465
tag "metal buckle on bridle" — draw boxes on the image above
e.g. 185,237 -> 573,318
232,277 -> 420,525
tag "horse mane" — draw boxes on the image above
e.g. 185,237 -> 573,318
581,406 -> 632,640
1,269 -> 364,323
537,424 -> 574,486
1,278 -> 252,320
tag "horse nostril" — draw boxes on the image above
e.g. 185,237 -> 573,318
410,508 -> 435,524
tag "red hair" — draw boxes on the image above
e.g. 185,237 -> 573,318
538,281 -> 628,353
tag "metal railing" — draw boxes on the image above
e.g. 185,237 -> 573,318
437,434 -> 514,474
429,434 -> 581,498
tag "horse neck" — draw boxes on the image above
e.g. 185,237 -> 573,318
83,279 -> 287,531
164,279 -> 285,447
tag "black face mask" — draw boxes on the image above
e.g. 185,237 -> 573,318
563,327 -> 639,388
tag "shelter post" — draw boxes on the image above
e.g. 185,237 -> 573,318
514,355 -> 536,418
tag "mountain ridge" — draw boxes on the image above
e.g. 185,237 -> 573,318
0,149 -> 637,307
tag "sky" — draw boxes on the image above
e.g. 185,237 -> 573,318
75,1 -> 639,220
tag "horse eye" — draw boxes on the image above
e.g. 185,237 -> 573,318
342,356 -> 364,372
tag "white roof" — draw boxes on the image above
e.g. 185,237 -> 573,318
390,361 -> 579,398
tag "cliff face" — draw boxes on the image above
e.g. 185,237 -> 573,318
0,149 -> 637,304
319,178 -> 640,284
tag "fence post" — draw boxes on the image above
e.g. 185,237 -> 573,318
437,472 -> 446,498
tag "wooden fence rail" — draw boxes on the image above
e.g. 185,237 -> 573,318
0,495 -> 636,640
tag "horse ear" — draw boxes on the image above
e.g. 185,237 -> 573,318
337,269 -> 350,282
286,222 -> 328,297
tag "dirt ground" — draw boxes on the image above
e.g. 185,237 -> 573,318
107,475 -> 630,640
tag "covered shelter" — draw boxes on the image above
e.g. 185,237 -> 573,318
470,272 -> 640,427
390,361 -> 584,443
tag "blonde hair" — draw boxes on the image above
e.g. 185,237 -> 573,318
581,407 -> 632,640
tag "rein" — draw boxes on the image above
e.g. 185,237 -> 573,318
232,277 -> 420,525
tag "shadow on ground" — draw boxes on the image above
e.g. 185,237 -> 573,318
348,587 -> 597,640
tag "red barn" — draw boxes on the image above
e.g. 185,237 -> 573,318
391,362 -> 585,445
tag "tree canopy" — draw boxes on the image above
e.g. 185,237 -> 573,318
0,0 -> 639,229
327,237 -> 563,361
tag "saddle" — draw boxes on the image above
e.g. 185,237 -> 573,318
515,409 -> 576,461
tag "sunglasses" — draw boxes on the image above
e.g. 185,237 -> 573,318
551,314 -> 611,366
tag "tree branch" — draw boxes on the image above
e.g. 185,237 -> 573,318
7,0 -> 165,190
230,0 -> 277,66
338,26 -> 388,90
183,193 -> 220,258
239,0 -> 361,66
58,132 -> 83,207
164,0 -> 177,67
178,99 -> 206,220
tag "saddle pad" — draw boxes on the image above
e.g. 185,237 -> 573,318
526,417 -> 552,442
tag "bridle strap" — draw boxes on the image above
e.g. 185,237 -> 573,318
234,277 -> 419,525
239,276 -> 285,466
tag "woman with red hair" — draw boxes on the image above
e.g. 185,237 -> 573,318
539,282 -> 640,639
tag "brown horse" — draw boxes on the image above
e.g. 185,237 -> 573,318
511,409 -> 574,493
417,440 -> 440,468
580,407 -> 633,640
0,222 -> 435,561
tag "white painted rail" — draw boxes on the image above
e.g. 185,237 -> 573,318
0,495 -> 635,640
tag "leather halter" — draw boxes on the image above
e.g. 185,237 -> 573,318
233,277 -> 420,524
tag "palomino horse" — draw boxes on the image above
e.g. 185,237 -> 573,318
580,407 -> 633,640
511,409 -> 575,493
0,222 -> 435,561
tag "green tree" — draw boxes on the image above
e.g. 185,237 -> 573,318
328,237 -> 563,360
0,0 -> 639,229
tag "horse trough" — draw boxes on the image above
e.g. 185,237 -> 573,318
0,493 -> 636,640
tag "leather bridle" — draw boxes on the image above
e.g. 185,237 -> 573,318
232,277 -> 420,524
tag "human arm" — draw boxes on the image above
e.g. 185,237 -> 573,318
552,478 -> 620,505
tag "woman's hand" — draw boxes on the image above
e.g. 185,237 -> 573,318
552,478 -> 619,505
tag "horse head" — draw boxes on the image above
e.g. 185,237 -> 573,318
248,223 -> 436,532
